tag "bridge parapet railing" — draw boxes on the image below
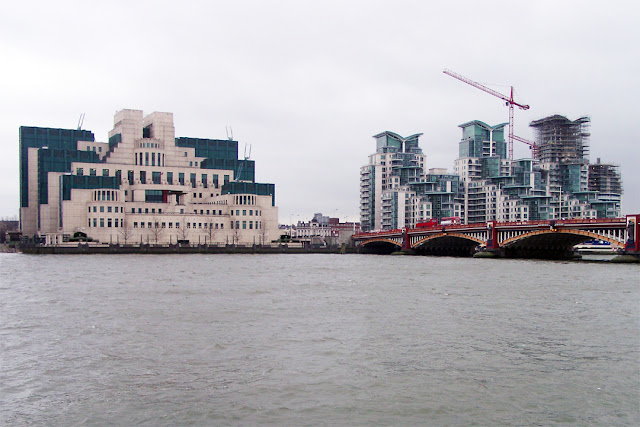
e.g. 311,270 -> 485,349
353,229 -> 403,239
496,218 -> 626,228
407,222 -> 488,233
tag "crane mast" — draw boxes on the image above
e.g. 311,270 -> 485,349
443,69 -> 532,160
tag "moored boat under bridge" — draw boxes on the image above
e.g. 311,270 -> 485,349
352,215 -> 640,260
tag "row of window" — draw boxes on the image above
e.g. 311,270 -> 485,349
231,209 -> 261,217
126,207 -> 227,216
230,220 -> 262,230
139,142 -> 159,148
131,207 -> 163,214
88,218 -> 123,228
133,221 -> 226,230
235,195 -> 256,205
92,190 -> 119,202
76,168 -> 231,189
135,152 -> 165,167
89,206 -> 125,213
192,209 -> 224,215
78,168 -> 115,177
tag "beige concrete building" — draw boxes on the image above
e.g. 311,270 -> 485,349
20,109 -> 278,245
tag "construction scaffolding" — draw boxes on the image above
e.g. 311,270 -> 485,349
530,115 -> 590,164
588,159 -> 623,194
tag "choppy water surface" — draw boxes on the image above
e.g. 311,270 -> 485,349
1,253 -> 638,426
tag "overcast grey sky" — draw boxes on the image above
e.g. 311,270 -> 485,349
1,0 -> 638,222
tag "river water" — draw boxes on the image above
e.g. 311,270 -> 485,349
1,253 -> 638,426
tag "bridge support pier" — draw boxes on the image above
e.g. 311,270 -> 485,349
391,249 -> 414,255
611,253 -> 640,263
472,248 -> 502,258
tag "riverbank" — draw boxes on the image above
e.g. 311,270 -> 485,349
17,243 -> 356,255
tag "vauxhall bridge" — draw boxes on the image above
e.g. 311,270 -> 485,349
352,215 -> 640,260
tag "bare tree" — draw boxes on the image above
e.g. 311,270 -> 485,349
206,219 -> 217,245
259,219 -> 269,246
149,216 -> 164,244
178,218 -> 189,242
119,219 -> 134,244
232,220 -> 240,245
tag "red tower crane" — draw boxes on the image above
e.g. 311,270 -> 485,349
443,69 -> 534,160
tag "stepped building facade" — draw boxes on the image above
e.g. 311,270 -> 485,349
20,109 -> 278,245
359,115 -> 622,231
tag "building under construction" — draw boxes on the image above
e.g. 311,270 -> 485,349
589,158 -> 622,194
531,115 -> 590,164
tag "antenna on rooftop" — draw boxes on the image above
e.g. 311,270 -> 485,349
226,126 -> 234,141
77,113 -> 85,130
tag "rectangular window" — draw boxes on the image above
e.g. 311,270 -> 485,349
202,174 -> 208,188
213,174 -> 219,188
100,218 -> 104,227
102,169 -> 109,177
178,173 -> 185,185
166,172 -> 173,184
100,206 -> 104,213
77,168 -> 83,176
90,168 -> 96,176
107,219 -> 112,228
242,221 -> 246,229
190,173 -> 196,188
243,210 -> 246,216
107,206 -> 112,213
152,171 -> 161,184
145,152 -> 149,166
134,222 -> 138,228
88,207 -> 91,213
139,170 -> 146,184
224,175 -> 230,185
169,222 -> 173,228
128,170 -> 134,184
151,152 -> 156,166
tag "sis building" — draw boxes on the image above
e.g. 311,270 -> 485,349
20,109 -> 278,245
